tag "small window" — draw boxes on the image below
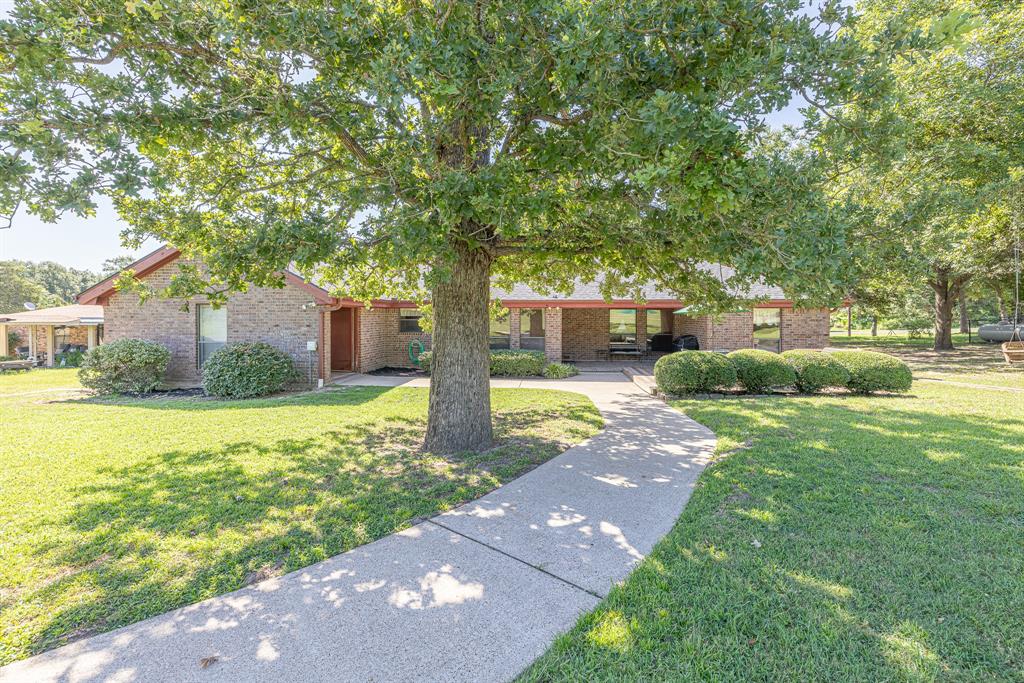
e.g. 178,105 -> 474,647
489,308 -> 510,349
399,308 -> 423,333
753,308 -> 781,352
519,309 -> 545,351
197,304 -> 227,367
609,309 -> 637,344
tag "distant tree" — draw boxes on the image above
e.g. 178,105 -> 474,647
101,255 -> 138,277
827,0 -> 1024,350
17,261 -> 98,304
0,262 -> 58,314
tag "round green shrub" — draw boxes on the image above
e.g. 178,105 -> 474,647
419,350 -> 548,377
727,349 -> 797,393
490,350 -> 548,376
543,362 -> 579,379
829,350 -> 913,394
781,350 -> 850,393
417,350 -> 433,373
654,351 -> 737,395
202,342 -> 298,398
79,338 -> 170,395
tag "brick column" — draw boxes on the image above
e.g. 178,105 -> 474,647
509,307 -> 521,350
543,307 -> 562,362
636,309 -> 647,348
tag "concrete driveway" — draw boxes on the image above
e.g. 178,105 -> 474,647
0,373 -> 715,683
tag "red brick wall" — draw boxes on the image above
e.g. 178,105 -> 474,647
562,308 -> 610,361
707,312 -> 754,352
104,259 -> 321,384
353,306 -> 432,371
673,314 -> 712,350
780,307 -> 830,351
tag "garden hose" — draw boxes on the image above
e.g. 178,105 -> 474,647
409,339 -> 425,366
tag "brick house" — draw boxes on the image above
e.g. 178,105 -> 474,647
78,246 -> 830,386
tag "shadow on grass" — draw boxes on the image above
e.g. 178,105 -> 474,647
12,396 -> 601,660
521,396 -> 1024,682
67,385 -> 395,411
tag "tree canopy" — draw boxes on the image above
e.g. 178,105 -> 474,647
2,0 -> 886,306
826,0 -> 1024,348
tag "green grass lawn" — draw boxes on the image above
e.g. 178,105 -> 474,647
522,382 -> 1023,681
0,368 -> 82,395
829,332 -> 979,348
0,376 -> 601,666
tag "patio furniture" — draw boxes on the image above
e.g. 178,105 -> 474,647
1003,341 -> 1024,365
0,359 -> 33,373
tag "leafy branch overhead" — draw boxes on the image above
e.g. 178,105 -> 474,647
3,0 -> 890,308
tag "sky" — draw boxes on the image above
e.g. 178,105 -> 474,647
0,0 -> 813,272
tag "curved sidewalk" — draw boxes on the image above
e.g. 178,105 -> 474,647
1,373 -> 716,683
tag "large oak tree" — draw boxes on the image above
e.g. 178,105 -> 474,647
3,0 -> 880,451
827,0 -> 1024,350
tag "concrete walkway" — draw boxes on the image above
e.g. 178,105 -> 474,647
0,374 -> 716,683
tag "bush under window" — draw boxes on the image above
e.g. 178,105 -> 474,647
543,362 -> 579,379
79,338 -> 170,395
829,350 -> 913,394
727,349 -> 796,393
202,342 -> 299,398
781,350 -> 850,393
419,350 -> 550,377
654,351 -> 737,395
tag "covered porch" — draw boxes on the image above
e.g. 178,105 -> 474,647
0,304 -> 104,366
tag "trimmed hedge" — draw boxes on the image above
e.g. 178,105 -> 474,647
829,350 -> 913,394
419,350 -> 550,377
655,351 -> 737,395
543,362 -> 579,379
781,350 -> 850,393
727,349 -> 796,393
79,338 -> 170,395
202,342 -> 299,398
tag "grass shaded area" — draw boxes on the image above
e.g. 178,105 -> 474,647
0,383 -> 601,665
522,382 -> 1023,681
827,341 -> 1024,391
828,332 -> 979,348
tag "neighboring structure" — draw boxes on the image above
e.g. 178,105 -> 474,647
78,246 -> 830,385
0,304 -> 104,366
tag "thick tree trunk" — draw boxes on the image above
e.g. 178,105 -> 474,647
958,289 -> 969,334
930,268 -> 957,351
871,316 -> 878,336
423,244 -> 494,453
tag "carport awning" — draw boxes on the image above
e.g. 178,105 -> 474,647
0,304 -> 104,326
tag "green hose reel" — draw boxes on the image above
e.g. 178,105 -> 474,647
408,339 -> 425,366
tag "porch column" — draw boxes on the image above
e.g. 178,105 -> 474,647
0,324 -> 7,357
543,307 -> 562,362
636,309 -> 647,350
87,326 -> 98,351
28,325 -> 36,359
509,307 -> 521,350
45,325 -> 55,367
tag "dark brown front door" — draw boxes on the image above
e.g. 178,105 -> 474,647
331,308 -> 354,372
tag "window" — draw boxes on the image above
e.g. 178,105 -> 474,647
399,308 -> 423,333
197,304 -> 227,367
489,308 -> 510,349
753,308 -> 781,352
519,309 -> 545,351
644,310 -> 672,338
609,309 -> 637,345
